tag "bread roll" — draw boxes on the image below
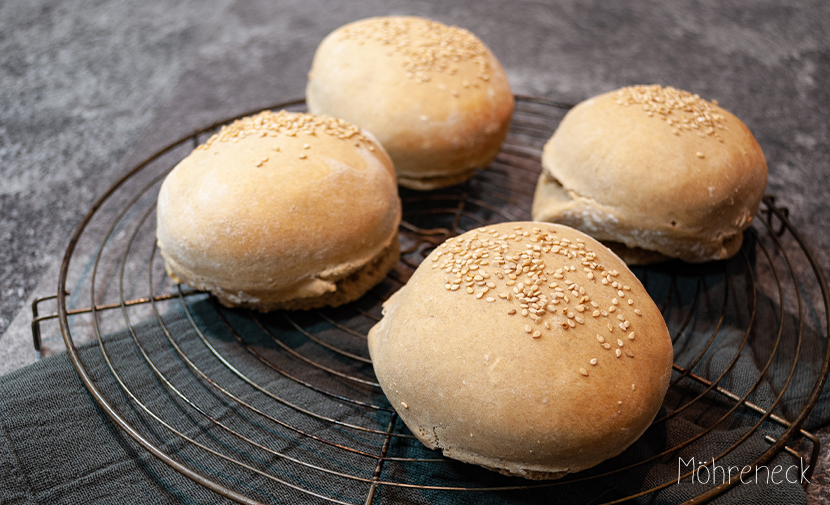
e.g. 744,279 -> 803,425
306,16 -> 514,190
156,110 -> 401,311
532,85 -> 768,264
368,222 -> 673,479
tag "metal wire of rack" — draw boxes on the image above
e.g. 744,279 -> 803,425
30,97 -> 830,504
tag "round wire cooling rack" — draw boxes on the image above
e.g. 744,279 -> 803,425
30,96 -> 830,504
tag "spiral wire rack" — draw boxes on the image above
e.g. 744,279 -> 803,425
31,97 -> 830,504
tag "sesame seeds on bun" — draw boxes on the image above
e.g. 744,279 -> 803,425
306,16 -> 514,190
155,110 -> 401,311
368,222 -> 673,479
532,84 -> 768,264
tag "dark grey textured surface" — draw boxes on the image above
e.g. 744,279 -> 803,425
0,0 -> 233,335
1,0 -> 829,502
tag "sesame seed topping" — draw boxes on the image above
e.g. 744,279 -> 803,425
616,349 -> 622,358
615,84 -> 727,142
435,224 -> 641,348
628,332 -> 635,340
338,17 -> 491,86
579,368 -> 588,376
197,110 -> 373,151
589,358 -> 598,366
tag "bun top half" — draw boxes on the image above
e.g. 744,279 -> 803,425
533,85 -> 768,263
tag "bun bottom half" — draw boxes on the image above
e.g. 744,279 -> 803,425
397,169 -> 478,191
162,235 -> 400,312
532,172 -> 745,265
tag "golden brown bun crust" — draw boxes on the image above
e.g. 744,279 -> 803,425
368,222 -> 673,479
156,110 -> 401,310
532,85 -> 768,263
306,16 -> 514,189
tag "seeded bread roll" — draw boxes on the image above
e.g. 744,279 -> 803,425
306,16 -> 514,190
368,222 -> 673,479
532,85 -> 768,264
156,110 -> 401,311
